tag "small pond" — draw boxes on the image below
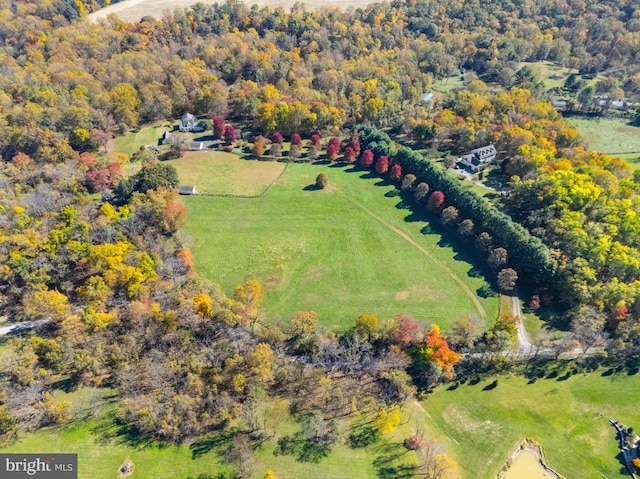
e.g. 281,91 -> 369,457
502,449 -> 555,479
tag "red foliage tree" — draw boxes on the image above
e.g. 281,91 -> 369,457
529,295 -> 541,311
213,116 -> 225,139
291,133 -> 302,148
177,247 -> 196,276
343,146 -> 356,164
85,169 -> 114,193
428,191 -> 445,211
375,156 -> 389,174
421,324 -> 460,369
311,134 -> 322,150
78,152 -> 96,170
107,161 -> 123,177
224,125 -> 237,144
327,144 -> 338,162
272,131 -> 284,146
394,314 -> 421,345
360,149 -> 374,168
389,163 -> 402,182
349,140 -> 361,156
328,137 -> 341,151
162,199 -> 187,233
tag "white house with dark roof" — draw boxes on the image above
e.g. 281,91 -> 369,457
179,113 -> 198,132
457,145 -> 496,172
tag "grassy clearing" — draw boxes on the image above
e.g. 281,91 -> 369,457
110,122 -> 172,157
433,74 -> 465,93
154,152 -> 286,196
568,116 -> 640,166
0,388 -> 233,479
518,61 -> 605,91
89,0 -> 381,23
183,162 -> 498,331
422,371 -> 640,479
1,387 -> 430,479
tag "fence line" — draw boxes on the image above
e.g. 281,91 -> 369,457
189,162 -> 290,199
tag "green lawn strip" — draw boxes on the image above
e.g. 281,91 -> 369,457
111,122 -> 171,157
421,372 -> 640,479
250,399 -> 426,479
433,74 -> 465,93
0,387 -> 233,479
183,163 -> 498,331
568,116 -> 640,157
165,152 -> 286,196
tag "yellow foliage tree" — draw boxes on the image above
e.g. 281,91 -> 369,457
234,280 -> 262,321
193,294 -> 213,318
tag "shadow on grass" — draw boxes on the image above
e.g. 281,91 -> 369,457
348,425 -> 381,449
372,443 -> 415,479
190,431 -> 234,460
303,184 -> 322,191
91,411 -> 159,450
273,432 -> 332,463
482,379 -> 498,390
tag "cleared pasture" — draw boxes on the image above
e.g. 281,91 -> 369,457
422,371 -> 640,479
568,116 -> 640,170
182,161 -> 498,331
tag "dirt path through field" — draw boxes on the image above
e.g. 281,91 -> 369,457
338,190 -> 487,318
89,0 -> 378,22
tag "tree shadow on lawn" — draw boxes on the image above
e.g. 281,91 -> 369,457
190,430 -> 235,460
303,184 -> 322,191
372,443 -> 416,479
273,432 -> 332,463
615,451 -> 630,477
90,411 -> 158,450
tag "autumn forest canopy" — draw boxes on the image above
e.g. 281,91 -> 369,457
1,0 -> 640,476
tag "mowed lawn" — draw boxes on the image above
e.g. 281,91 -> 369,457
0,388 -> 234,479
422,371 -> 640,479
165,152 -> 286,196
110,122 -> 171,157
569,116 -> 640,170
1,387 -> 427,479
183,162 -> 498,331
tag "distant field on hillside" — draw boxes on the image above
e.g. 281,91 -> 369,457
568,116 -> 640,170
183,161 -> 498,331
423,370 -> 640,479
89,0 -> 379,23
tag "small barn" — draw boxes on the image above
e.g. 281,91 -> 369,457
161,131 -> 174,145
178,185 -> 197,195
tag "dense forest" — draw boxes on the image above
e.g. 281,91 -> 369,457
1,0 -> 640,476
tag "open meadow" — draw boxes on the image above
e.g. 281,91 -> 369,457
0,387 -> 429,479
422,369 -> 640,479
88,0 -> 381,23
181,160 -> 499,331
568,116 -> 640,170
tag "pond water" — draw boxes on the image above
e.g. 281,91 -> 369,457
503,449 -> 555,479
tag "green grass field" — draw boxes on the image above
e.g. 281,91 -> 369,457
0,388 -> 234,479
568,116 -> 640,169
136,151 -> 286,196
183,162 -> 498,331
110,122 -> 172,157
422,371 -> 640,479
0,387 -> 428,479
